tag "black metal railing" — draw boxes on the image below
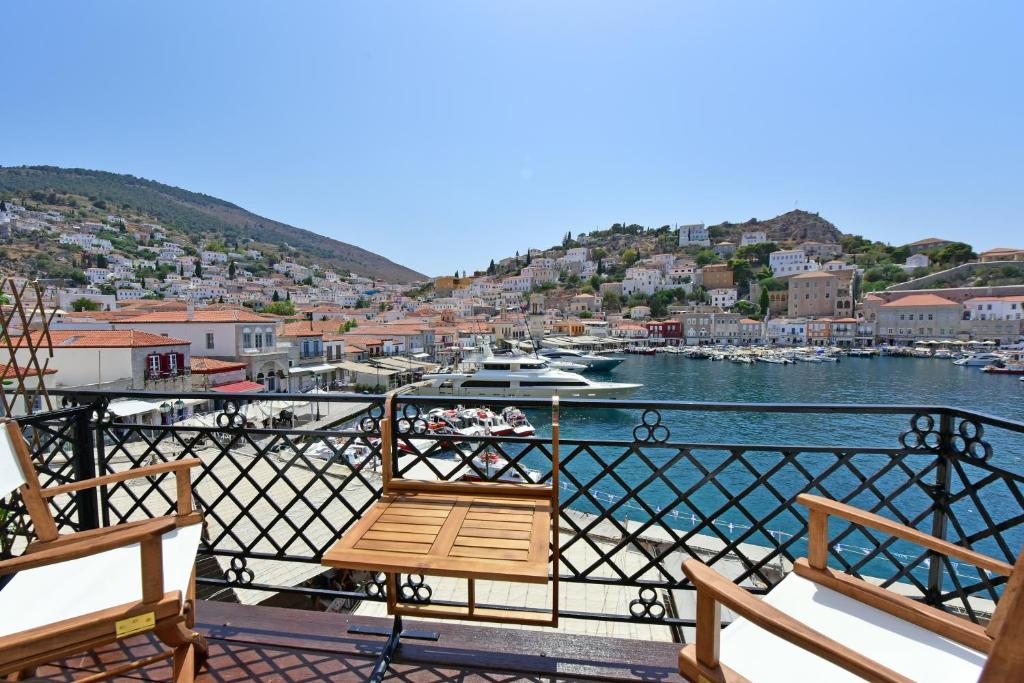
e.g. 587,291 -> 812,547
2,390 -> 1022,632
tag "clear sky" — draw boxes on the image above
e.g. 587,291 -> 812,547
2,1 -> 1021,277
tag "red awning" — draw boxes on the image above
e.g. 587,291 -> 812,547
211,380 -> 266,393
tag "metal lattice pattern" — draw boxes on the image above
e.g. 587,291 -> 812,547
14,393 -> 1024,627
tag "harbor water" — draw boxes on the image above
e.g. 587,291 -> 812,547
510,354 -> 1024,586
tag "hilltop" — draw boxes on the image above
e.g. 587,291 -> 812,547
0,166 -> 424,283
707,210 -> 843,245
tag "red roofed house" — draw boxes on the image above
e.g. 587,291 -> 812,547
190,357 -> 248,390
10,330 -> 192,392
111,306 -> 288,391
876,294 -> 962,344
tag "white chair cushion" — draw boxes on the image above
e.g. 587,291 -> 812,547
719,572 -> 987,682
0,522 -> 202,637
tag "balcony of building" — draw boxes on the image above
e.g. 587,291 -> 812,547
2,392 -> 1022,681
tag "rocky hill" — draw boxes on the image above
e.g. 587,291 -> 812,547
0,166 -> 424,283
708,210 -> 844,245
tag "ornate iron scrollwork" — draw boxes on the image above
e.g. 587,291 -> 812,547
399,573 -> 432,603
359,403 -> 385,433
396,403 -> 428,435
224,556 -> 255,585
949,418 -> 992,461
628,586 -> 666,619
363,572 -> 388,599
89,396 -> 114,427
633,409 -> 670,444
899,413 -> 941,450
216,399 -> 246,430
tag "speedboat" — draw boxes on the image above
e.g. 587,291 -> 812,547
537,347 -> 624,371
953,352 -> 1001,367
419,358 -> 642,398
501,407 -> 535,436
982,352 -> 1024,375
460,451 -> 540,483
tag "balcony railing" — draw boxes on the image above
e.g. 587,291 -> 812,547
2,391 -> 1022,632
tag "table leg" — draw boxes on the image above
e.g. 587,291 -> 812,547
349,613 -> 440,682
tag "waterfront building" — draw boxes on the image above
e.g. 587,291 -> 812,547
644,319 -> 681,344
738,317 -> 764,344
787,271 -> 838,318
10,329 -> 191,392
765,318 -> 808,346
681,309 -> 714,345
109,307 -> 287,391
875,293 -> 961,344
710,312 -> 742,345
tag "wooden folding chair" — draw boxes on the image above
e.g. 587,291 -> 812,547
0,418 -> 208,682
679,493 -> 1024,683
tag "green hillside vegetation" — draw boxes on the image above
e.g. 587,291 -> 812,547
0,166 -> 425,283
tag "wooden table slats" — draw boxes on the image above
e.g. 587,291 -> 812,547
324,492 -> 551,583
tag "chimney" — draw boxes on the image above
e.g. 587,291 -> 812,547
186,299 -> 195,322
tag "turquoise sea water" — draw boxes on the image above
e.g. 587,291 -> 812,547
509,354 -> 1024,584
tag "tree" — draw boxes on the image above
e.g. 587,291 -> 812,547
487,259 -> 496,275
758,286 -> 770,316
515,250 -> 520,266
622,248 -> 639,267
735,241 -> 778,267
735,300 -> 758,316
933,242 -> 975,266
228,261 -> 236,279
355,296 -> 369,308
263,300 -> 297,316
695,249 -> 718,267
71,297 -> 100,312
525,252 -> 532,266
602,291 -> 622,312
650,289 -> 678,318
272,290 -> 280,302
596,258 -> 604,275
727,258 -> 753,289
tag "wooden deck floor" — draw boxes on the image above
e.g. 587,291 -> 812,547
35,600 -> 685,682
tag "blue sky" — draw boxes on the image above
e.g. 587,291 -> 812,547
2,1 -> 1021,277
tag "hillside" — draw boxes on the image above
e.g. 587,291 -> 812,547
708,210 -> 844,245
0,166 -> 424,283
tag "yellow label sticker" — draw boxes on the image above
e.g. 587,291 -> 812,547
115,612 -> 156,638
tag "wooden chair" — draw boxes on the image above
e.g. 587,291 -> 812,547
679,493 -> 1023,683
0,418 -> 208,682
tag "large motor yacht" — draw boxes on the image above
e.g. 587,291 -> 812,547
419,358 -> 641,398
536,347 -> 624,372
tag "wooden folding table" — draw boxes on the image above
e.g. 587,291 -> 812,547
322,396 -> 560,682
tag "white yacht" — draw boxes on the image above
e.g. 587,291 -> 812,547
537,347 -> 624,372
419,358 -> 641,398
953,352 -> 1001,367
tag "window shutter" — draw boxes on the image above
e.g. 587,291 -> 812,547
176,352 -> 185,373
159,353 -> 170,373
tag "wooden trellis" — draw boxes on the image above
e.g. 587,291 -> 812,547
0,277 -> 55,417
